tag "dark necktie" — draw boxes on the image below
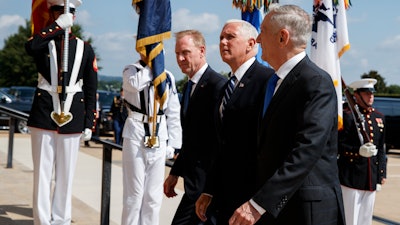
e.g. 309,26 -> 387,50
262,74 -> 279,116
221,75 -> 237,114
183,80 -> 194,115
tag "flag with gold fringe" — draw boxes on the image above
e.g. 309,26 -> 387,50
30,0 -> 50,35
132,0 -> 171,147
132,0 -> 171,109
232,0 -> 275,13
310,0 -> 351,130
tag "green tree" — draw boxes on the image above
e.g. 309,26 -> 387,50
0,20 -> 99,87
386,85 -> 400,95
98,80 -> 122,92
175,78 -> 186,93
0,20 -> 36,86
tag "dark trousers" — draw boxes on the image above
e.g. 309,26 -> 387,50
172,193 -> 217,225
112,119 -> 124,145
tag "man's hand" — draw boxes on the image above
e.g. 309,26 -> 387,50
82,128 -> 92,141
163,175 -> 178,198
195,193 -> 212,222
166,146 -> 175,159
359,142 -> 377,157
55,13 -> 73,29
229,201 -> 261,225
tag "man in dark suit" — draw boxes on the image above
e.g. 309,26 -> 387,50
228,4 -> 346,225
195,20 -> 274,224
164,30 -> 226,225
110,88 -> 128,145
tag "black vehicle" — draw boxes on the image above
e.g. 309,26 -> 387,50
0,90 -> 14,129
97,90 -> 119,134
0,86 -> 35,133
8,86 -> 35,102
373,97 -> 400,153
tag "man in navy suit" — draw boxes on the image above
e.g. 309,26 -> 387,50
164,30 -> 226,225
196,20 -> 274,224
228,4 -> 346,225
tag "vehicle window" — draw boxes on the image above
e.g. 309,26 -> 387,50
392,103 -> 400,115
98,91 -> 118,109
374,100 -> 393,116
9,87 -> 35,101
373,97 -> 400,151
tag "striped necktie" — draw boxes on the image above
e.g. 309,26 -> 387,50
262,74 -> 279,116
221,75 -> 237,114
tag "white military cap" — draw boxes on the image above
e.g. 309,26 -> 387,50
47,0 -> 82,8
349,78 -> 377,92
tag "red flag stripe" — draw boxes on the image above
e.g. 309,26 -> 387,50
31,0 -> 50,35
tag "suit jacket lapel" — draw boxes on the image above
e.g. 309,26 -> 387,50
227,61 -> 257,105
191,67 -> 211,102
262,57 -> 308,125
186,66 -> 212,116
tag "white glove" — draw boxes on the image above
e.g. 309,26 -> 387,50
166,146 -> 175,160
82,128 -> 92,141
55,13 -> 73,30
359,142 -> 377,157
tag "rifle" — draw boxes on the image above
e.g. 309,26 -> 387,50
50,0 -> 73,127
60,0 -> 70,118
341,78 -> 370,144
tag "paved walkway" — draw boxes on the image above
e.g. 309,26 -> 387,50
0,132 -> 399,225
0,133 -> 183,225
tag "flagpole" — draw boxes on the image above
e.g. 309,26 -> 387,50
150,55 -> 160,148
151,87 -> 158,146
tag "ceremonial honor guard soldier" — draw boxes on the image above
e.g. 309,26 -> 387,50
121,54 -> 182,225
25,0 -> 98,224
338,78 -> 387,225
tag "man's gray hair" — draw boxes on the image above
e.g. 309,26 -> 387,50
268,4 -> 312,47
224,19 -> 259,53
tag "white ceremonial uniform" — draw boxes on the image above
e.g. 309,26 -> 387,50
121,60 -> 182,225
31,127 -> 81,225
25,0 -> 98,223
341,185 -> 376,225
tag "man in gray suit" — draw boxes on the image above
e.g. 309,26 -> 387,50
164,30 -> 226,225
228,4 -> 345,225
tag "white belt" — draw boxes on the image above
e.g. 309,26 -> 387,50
128,111 -> 164,123
37,75 -> 83,93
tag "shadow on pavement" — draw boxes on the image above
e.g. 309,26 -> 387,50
0,205 -> 33,225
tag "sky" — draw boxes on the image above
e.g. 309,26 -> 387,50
0,0 -> 399,85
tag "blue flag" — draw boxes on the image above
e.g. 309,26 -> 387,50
241,8 -> 269,67
133,0 -> 171,107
